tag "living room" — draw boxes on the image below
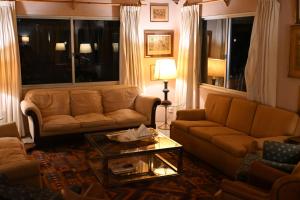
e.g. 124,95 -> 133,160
0,0 -> 300,199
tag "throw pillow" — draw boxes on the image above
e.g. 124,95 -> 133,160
261,159 -> 295,173
263,141 -> 300,164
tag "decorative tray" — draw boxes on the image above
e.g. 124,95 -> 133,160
106,128 -> 158,143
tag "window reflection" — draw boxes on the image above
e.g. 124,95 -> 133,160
74,20 -> 119,82
18,19 -> 72,85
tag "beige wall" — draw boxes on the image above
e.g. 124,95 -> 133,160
139,0 -> 182,122
277,0 -> 300,112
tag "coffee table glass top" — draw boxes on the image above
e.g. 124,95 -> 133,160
85,130 -> 182,157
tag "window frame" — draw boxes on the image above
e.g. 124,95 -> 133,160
201,12 -> 255,93
17,15 -> 120,89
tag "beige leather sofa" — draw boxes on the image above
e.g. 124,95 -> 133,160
21,85 -> 161,144
0,122 -> 41,187
170,94 -> 299,178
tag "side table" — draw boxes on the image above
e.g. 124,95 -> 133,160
158,103 -> 183,130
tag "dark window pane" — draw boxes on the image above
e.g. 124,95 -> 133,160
227,17 -> 254,91
74,20 -> 119,82
17,19 -> 72,85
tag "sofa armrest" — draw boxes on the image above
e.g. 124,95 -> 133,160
219,179 -> 269,200
135,96 -> 161,128
176,109 -> 206,121
270,175 -> 300,200
248,161 -> 288,189
20,100 -> 42,144
0,159 -> 40,181
0,122 -> 20,138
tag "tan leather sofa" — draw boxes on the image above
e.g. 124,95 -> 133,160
170,94 -> 299,178
0,122 -> 41,187
215,161 -> 300,200
21,85 -> 161,144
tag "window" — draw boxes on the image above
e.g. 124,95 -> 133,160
18,19 -> 72,85
17,18 -> 120,85
202,16 -> 254,92
74,20 -> 119,82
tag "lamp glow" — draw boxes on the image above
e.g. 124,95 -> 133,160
79,43 -> 92,54
207,58 -> 226,85
154,59 -> 177,80
55,43 -> 66,51
112,42 -> 119,52
21,36 -> 29,43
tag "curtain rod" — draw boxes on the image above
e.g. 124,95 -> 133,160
183,0 -> 230,7
14,0 -> 145,6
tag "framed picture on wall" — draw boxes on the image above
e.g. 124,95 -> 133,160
289,25 -> 300,78
144,30 -> 174,57
150,4 -> 169,22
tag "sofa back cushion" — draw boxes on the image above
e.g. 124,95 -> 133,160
70,90 -> 103,116
101,86 -> 140,113
250,105 -> 299,138
226,98 -> 257,134
25,90 -> 70,117
205,94 -> 232,125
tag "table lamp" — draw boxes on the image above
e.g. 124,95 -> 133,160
154,59 -> 176,130
207,58 -> 226,85
55,43 -> 66,51
79,43 -> 92,54
154,59 -> 177,105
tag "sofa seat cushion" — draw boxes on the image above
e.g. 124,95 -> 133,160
71,90 -> 103,116
105,109 -> 147,127
43,115 -> 80,132
171,120 -> 221,132
74,113 -> 115,128
0,138 -> 23,149
0,148 -> 26,165
189,127 -> 246,142
212,135 -> 256,157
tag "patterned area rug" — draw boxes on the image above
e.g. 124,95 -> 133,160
30,141 -> 225,199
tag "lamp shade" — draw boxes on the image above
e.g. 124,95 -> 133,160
154,59 -> 177,80
79,43 -> 92,54
55,43 -> 66,51
207,58 -> 226,77
21,36 -> 29,43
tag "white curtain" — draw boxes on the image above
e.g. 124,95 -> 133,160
244,0 -> 280,107
175,5 -> 200,109
0,1 -> 24,136
119,6 -> 144,91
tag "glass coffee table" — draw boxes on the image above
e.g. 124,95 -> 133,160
85,130 -> 183,187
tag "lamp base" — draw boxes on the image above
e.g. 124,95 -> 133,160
161,100 -> 172,106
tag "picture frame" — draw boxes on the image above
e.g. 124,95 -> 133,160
289,25 -> 300,78
144,30 -> 174,57
150,3 -> 169,22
